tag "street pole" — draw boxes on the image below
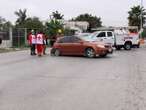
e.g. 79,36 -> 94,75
140,0 -> 143,38
140,0 -> 143,30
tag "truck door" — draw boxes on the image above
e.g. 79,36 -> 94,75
96,32 -> 106,43
106,32 -> 115,45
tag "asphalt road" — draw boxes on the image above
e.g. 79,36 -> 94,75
0,46 -> 146,110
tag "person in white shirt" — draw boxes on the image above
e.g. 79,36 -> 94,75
36,31 -> 44,56
28,30 -> 36,55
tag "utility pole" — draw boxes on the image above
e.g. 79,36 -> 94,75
140,0 -> 143,30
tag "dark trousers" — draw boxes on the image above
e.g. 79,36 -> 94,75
43,45 -> 46,54
30,44 -> 36,55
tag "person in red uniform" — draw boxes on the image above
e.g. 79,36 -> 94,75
36,31 -> 45,56
28,30 -> 36,55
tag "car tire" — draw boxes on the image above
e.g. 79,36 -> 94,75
124,42 -> 132,50
54,49 -> 61,56
85,48 -> 95,58
50,48 -> 55,56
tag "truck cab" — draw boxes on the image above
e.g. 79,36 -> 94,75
90,31 -> 115,46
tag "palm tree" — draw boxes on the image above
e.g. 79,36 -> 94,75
52,11 -> 64,20
15,9 -> 27,25
128,5 -> 146,29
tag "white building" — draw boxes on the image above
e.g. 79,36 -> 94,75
63,21 -> 89,33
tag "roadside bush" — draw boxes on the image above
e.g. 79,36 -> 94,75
142,28 -> 146,38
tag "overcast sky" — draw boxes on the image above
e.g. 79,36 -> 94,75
0,0 -> 145,26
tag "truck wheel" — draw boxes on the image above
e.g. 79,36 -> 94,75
124,42 -> 132,50
85,48 -> 95,58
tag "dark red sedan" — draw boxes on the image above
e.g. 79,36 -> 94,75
50,36 -> 113,58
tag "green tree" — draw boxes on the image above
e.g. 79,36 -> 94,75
73,13 -> 102,31
45,11 -> 64,37
0,16 -> 12,30
128,5 -> 146,29
45,19 -> 64,46
2,21 -> 13,30
0,17 -> 6,30
15,9 -> 27,26
142,28 -> 146,38
45,19 -> 63,37
14,9 -> 44,31
24,17 -> 44,31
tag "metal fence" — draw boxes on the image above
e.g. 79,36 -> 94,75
0,28 -> 28,48
0,31 -> 9,40
12,28 -> 27,47
0,28 -> 11,48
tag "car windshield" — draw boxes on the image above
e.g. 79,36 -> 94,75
79,35 -> 97,41
90,32 -> 100,37
77,33 -> 90,37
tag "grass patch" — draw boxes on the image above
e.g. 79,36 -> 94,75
0,47 -> 29,53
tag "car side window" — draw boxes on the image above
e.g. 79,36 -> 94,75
66,37 -> 72,43
58,36 -> 81,43
97,32 -> 106,37
107,32 -> 113,37
58,37 -> 67,43
71,37 -> 81,43
57,38 -> 64,43
58,37 -> 72,43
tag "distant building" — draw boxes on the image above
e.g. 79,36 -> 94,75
63,21 -> 89,33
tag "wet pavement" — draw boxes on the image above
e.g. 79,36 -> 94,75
0,46 -> 146,110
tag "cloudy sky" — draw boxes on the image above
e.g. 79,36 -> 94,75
0,0 -> 145,26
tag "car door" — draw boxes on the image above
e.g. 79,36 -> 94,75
70,36 -> 84,55
58,37 -> 73,55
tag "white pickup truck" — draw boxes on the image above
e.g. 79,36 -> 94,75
90,27 -> 140,50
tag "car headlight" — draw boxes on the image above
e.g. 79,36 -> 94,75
97,44 -> 105,48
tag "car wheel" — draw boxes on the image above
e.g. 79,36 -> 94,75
85,48 -> 95,58
50,48 -> 55,56
124,42 -> 131,50
54,49 -> 61,56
